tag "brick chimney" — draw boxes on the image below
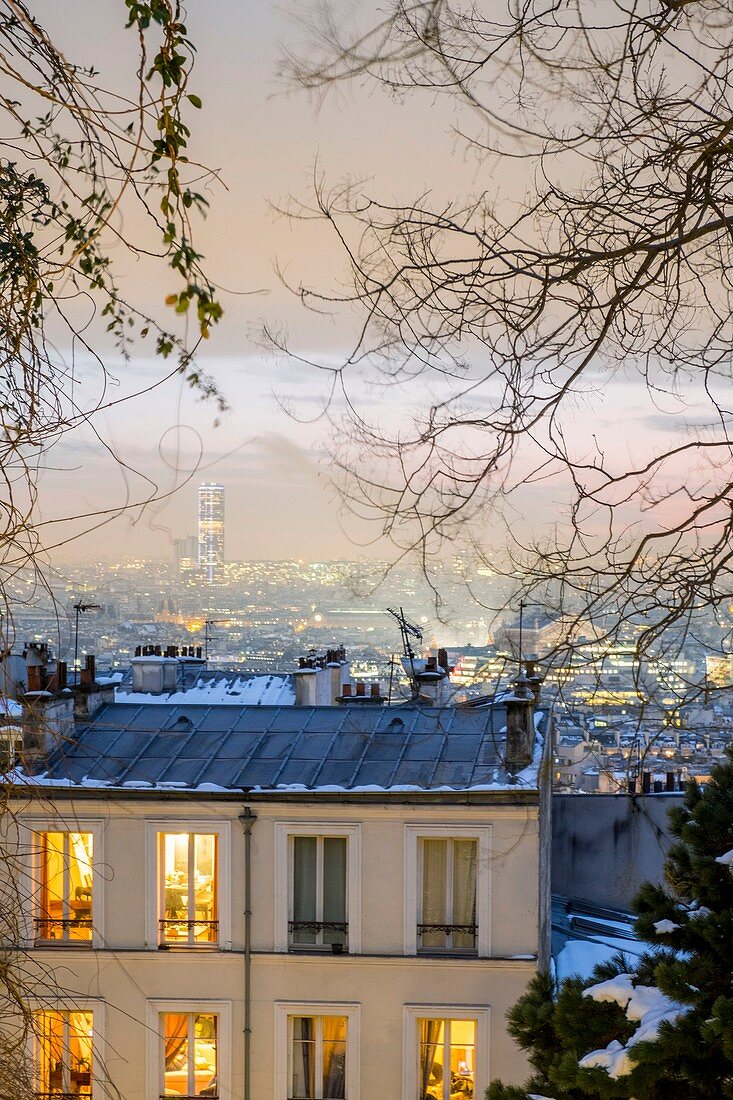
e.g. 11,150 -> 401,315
73,654 -> 115,720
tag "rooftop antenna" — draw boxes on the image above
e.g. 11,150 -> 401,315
203,616 -> 243,661
73,602 -> 101,684
386,606 -> 423,699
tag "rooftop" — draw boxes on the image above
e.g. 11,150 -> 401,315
16,700 -> 543,795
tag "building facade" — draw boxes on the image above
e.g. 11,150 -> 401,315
6,689 -> 550,1100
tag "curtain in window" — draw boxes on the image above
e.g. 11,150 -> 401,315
293,838 -> 317,945
322,838 -> 346,945
421,839 -> 447,948
452,840 -> 477,949
163,1013 -> 189,1096
291,1017 -> 315,1098
419,1019 -> 444,1099
321,1016 -> 347,1099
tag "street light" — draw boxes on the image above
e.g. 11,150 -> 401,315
73,602 -> 101,683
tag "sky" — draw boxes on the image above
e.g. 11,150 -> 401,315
32,0 -> 476,563
27,1 -> 719,567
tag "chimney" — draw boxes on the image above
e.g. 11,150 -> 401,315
328,662 -> 342,706
72,653 -> 115,719
355,681 -> 366,697
524,660 -> 543,706
21,689 -> 75,771
80,653 -> 96,687
294,668 -> 317,706
504,671 -> 534,771
131,654 -> 177,695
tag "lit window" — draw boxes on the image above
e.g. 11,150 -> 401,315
418,838 -> 477,953
36,1009 -> 93,1097
290,836 -> 347,951
159,833 -> 218,946
160,1013 -> 218,1098
417,1018 -> 475,1100
289,1015 -> 347,1099
37,833 -> 93,943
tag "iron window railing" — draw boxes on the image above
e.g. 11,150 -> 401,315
158,919 -> 218,945
417,922 -> 478,952
288,920 -> 348,952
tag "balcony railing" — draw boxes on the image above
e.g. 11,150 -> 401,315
34,917 -> 92,942
288,920 -> 348,952
417,922 -> 478,952
35,1093 -> 92,1099
158,919 -> 218,945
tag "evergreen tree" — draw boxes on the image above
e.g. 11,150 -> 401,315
488,751 -> 733,1099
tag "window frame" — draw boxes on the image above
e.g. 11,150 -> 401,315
404,826 -> 491,957
23,818 -> 106,950
147,1000 -> 231,1100
274,824 -> 362,954
145,821 -> 231,950
274,1002 -> 360,1100
31,998 -> 106,1100
402,1005 -> 490,1100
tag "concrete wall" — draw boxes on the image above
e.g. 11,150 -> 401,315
552,793 -> 685,909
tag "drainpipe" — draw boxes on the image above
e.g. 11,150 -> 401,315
239,807 -> 257,1100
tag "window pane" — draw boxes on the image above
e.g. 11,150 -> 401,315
39,833 -> 93,942
37,1010 -> 64,1093
291,1017 -> 315,1098
322,1016 -> 347,1099
194,835 -> 217,943
68,834 -> 93,942
36,1010 -> 93,1097
322,838 -> 346,946
421,839 -> 447,949
162,1012 -> 190,1097
449,1020 -> 475,1100
193,1014 -> 218,1097
293,837 -> 317,944
418,1019 -> 445,1100
452,840 -> 477,950
40,833 -> 65,934
68,1012 -> 93,1095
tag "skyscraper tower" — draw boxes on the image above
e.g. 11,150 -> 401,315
197,483 -> 225,582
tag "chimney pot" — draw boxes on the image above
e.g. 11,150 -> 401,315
370,682 -> 380,697
341,683 -> 352,698
356,682 -> 366,697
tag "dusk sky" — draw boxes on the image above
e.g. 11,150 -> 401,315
33,0 -> 711,565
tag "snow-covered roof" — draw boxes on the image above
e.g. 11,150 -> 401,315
14,700 -> 544,795
116,671 -> 295,707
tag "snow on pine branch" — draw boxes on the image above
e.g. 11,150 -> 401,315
578,974 -> 690,1079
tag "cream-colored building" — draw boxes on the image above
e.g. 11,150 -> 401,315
6,685 -> 550,1100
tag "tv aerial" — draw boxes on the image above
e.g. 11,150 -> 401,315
386,606 -> 423,697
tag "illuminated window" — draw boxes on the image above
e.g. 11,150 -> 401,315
159,834 -> 218,946
160,1013 -> 218,1098
37,833 -> 93,943
417,1018 -> 476,1100
289,1015 -> 347,1100
36,1009 -> 93,1097
290,836 -> 347,951
418,838 -> 477,953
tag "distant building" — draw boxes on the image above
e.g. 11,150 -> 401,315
173,533 -> 198,573
197,483 -> 225,582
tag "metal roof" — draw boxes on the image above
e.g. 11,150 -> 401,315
37,701 -> 540,793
